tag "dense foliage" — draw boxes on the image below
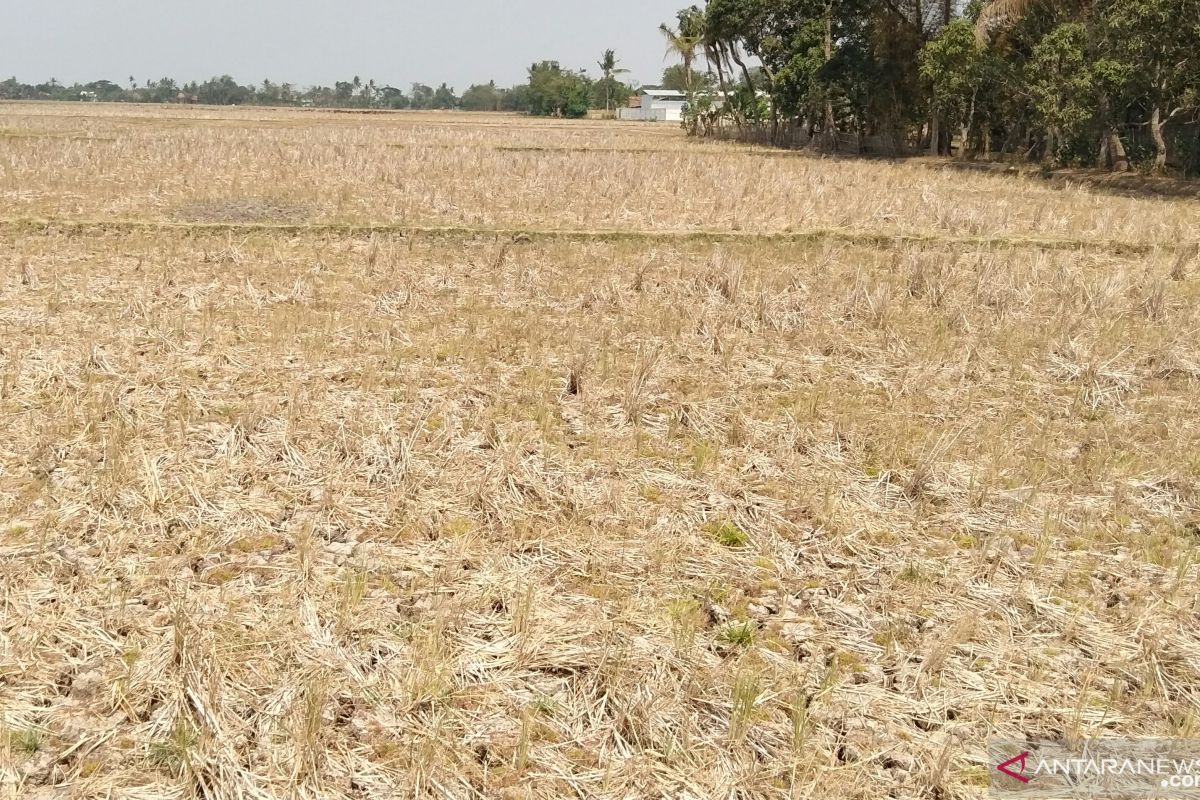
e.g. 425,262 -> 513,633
664,0 -> 1200,173
0,55 -> 636,120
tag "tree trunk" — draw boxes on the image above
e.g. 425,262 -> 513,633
729,47 -> 754,94
995,121 -> 1016,155
1149,105 -> 1169,174
711,49 -> 730,108
823,0 -> 836,146
1107,128 -> 1129,172
942,0 -> 952,25
759,64 -> 780,144
726,44 -> 759,130
928,115 -> 939,156
963,89 -> 978,158
714,43 -> 743,130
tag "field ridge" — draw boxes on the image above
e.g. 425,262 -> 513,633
2,216 -> 1191,255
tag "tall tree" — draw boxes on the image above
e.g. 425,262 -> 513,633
461,81 -> 503,111
526,61 -> 593,118
433,83 -> 458,109
1094,0 -> 1199,172
660,7 -> 705,94
662,65 -> 713,93
410,83 -> 435,109
597,49 -> 631,111
921,18 -> 988,155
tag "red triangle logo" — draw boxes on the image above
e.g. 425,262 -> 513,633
997,752 -> 1032,783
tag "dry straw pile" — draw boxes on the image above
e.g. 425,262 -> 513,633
1,103 -> 1198,799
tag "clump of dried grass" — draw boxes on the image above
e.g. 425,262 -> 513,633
0,104 -> 1198,800
4,102 -> 1200,247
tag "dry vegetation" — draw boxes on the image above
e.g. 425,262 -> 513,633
1,102 -> 1199,799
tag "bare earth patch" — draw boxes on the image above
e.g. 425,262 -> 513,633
173,197 -> 313,225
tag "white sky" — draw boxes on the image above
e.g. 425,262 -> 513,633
4,0 -> 690,90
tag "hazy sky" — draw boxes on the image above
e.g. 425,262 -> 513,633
3,0 -> 689,90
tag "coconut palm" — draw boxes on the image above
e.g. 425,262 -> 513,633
659,12 -> 703,94
976,0 -> 1090,39
597,49 -> 630,111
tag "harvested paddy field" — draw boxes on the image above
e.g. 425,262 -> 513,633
2,103 -> 1199,799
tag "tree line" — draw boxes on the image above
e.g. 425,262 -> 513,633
0,56 -> 639,118
661,0 -> 1200,173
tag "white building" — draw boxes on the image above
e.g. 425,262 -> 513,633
618,89 -> 687,122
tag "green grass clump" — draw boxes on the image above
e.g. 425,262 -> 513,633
708,520 -> 750,548
12,728 -> 42,753
719,621 -> 755,647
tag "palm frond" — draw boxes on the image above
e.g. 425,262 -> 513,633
975,0 -> 1039,41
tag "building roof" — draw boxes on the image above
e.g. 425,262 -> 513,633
641,88 -> 687,99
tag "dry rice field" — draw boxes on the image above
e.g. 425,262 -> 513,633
2,103 -> 1200,799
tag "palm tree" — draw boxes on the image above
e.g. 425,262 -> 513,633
659,14 -> 702,95
976,0 -> 1088,39
597,49 -> 630,112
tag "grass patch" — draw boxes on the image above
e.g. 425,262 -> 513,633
708,520 -> 750,548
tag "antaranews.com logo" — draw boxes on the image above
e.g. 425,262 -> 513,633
990,740 -> 1200,798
